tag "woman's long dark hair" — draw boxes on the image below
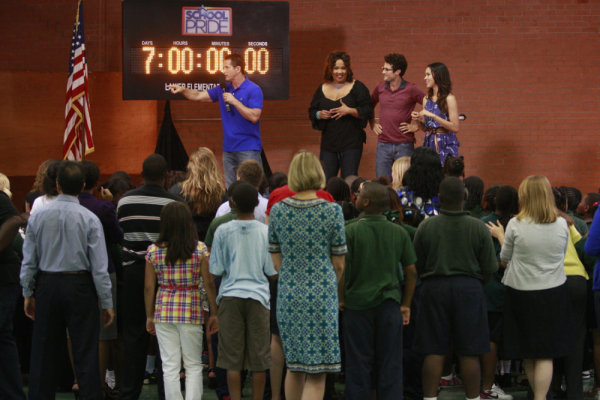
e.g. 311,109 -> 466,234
157,202 -> 198,265
427,62 -> 452,115
464,176 -> 484,211
42,160 -> 61,196
403,147 -> 444,199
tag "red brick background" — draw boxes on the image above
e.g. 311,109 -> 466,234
1,0 -> 599,206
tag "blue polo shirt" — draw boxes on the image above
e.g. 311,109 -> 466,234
208,78 -> 263,152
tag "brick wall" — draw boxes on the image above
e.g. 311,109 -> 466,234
1,0 -> 599,201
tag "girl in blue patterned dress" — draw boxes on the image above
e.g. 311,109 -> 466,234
268,150 -> 347,399
411,62 -> 460,164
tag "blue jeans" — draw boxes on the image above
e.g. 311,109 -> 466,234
222,150 -> 262,188
0,283 -> 26,400
375,141 -> 414,180
344,300 -> 404,400
320,148 -> 362,181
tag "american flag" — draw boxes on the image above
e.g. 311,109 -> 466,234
63,0 -> 93,160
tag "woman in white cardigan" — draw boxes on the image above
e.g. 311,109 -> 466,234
491,175 -> 570,400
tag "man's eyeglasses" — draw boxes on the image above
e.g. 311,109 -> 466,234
381,67 -> 393,72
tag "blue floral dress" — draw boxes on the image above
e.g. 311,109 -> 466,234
268,197 -> 347,373
397,188 -> 440,218
422,98 -> 460,164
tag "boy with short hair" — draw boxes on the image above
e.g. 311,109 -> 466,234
343,181 -> 418,399
209,182 -> 277,400
215,159 -> 268,222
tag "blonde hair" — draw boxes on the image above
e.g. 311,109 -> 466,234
288,150 -> 326,192
516,175 -> 557,223
0,173 -> 11,198
391,156 -> 411,191
181,147 -> 225,215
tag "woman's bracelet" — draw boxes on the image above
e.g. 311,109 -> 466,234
316,111 -> 321,120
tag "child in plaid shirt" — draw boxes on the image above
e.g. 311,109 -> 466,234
144,201 -> 217,400
210,182 -> 278,400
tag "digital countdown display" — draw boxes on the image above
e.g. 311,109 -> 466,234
122,1 -> 289,100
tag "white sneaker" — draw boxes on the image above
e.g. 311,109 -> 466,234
105,369 -> 116,390
481,384 -> 513,400
490,384 -> 513,400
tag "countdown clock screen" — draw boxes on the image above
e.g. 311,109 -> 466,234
122,0 -> 289,100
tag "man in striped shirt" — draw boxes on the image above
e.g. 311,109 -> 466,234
117,154 -> 181,400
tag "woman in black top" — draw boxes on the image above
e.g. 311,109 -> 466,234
309,51 -> 372,180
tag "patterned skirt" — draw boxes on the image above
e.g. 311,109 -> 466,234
423,131 -> 460,164
276,267 -> 342,374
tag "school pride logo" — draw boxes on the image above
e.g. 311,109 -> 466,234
182,6 -> 232,36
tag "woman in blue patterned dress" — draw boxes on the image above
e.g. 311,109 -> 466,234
411,62 -> 460,164
268,150 -> 347,400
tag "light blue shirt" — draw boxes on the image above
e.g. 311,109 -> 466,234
209,219 -> 277,308
20,195 -> 113,309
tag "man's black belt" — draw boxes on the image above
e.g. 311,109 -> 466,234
39,270 -> 90,276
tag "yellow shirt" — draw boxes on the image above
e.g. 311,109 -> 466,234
564,224 -> 589,279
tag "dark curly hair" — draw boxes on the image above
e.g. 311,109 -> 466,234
384,53 -> 407,77
323,51 -> 353,82
443,155 -> 465,178
403,147 -> 444,199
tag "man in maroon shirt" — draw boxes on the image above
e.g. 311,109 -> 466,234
370,53 -> 424,180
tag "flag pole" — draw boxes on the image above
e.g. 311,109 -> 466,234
80,125 -> 85,161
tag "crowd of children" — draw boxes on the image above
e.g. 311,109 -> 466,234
3,146 -> 600,400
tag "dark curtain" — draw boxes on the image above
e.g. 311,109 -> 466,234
154,100 -> 188,171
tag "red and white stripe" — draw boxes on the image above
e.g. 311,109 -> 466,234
63,2 -> 93,161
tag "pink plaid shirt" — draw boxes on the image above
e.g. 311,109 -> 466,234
146,241 -> 209,325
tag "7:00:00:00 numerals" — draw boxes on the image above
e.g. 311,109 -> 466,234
141,46 -> 270,75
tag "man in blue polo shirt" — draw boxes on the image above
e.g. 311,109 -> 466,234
168,53 -> 264,187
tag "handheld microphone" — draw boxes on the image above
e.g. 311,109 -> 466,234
220,82 -> 232,113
